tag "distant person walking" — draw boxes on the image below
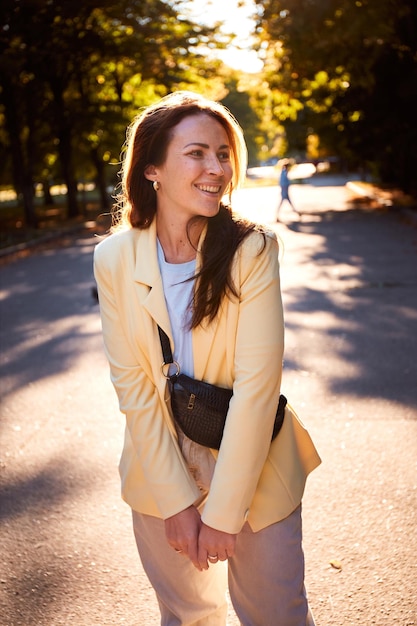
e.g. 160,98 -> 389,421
277,161 -> 300,219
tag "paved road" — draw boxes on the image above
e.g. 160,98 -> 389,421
1,179 -> 416,625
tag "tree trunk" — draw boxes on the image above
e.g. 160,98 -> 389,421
42,180 -> 53,205
58,128 -> 79,218
1,76 -> 37,227
49,77 -> 80,218
91,147 -> 110,211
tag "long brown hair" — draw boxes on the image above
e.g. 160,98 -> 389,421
192,205 -> 265,328
114,91 -> 265,327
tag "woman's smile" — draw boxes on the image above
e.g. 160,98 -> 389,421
195,184 -> 222,194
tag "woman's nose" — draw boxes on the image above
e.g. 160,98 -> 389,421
206,155 -> 224,175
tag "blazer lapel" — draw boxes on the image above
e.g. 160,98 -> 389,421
133,221 -> 172,340
131,220 -> 219,380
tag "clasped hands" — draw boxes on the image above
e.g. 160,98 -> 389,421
165,505 -> 236,571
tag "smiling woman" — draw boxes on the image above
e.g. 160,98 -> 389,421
144,114 -> 234,262
116,91 -> 247,232
93,90 -> 320,626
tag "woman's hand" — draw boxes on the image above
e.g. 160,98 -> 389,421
198,522 -> 237,569
165,505 -> 204,570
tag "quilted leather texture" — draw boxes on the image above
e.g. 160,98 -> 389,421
171,373 -> 287,450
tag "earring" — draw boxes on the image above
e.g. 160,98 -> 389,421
153,181 -> 160,191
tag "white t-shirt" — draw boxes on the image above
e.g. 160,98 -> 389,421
157,239 -> 196,377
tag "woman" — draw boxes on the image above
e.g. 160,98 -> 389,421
94,91 -> 321,625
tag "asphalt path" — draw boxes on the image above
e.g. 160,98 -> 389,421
1,178 -> 416,625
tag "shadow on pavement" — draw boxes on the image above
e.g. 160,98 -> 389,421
281,209 -> 417,412
0,236 -> 99,401
0,456 -> 97,625
0,458 -> 78,521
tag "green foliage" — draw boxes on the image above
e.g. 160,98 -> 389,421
254,0 -> 417,192
0,0 -> 230,222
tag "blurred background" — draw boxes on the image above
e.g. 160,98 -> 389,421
1,0 -> 416,243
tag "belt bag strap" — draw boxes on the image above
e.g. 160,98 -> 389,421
158,325 -> 175,367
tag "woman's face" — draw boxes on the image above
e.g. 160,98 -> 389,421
149,113 -> 234,221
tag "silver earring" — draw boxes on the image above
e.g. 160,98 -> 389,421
153,181 -> 160,191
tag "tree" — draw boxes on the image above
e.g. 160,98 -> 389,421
254,0 -> 417,192
0,0 -> 230,224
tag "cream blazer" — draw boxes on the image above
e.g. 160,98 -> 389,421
94,220 -> 321,534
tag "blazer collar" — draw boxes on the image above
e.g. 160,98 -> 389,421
131,219 -> 217,377
132,221 -> 171,336
133,219 -> 159,288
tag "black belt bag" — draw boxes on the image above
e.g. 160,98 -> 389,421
158,326 -> 287,450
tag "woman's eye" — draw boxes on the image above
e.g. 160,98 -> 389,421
189,150 -> 203,157
218,152 -> 230,161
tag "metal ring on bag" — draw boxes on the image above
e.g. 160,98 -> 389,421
161,360 -> 180,379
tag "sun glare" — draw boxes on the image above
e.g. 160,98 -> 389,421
180,0 -> 263,73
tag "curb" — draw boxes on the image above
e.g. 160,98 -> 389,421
346,181 -> 393,206
346,181 -> 417,226
0,220 -> 96,260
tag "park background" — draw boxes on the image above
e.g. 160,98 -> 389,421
1,0 -> 416,246
1,2 -> 417,625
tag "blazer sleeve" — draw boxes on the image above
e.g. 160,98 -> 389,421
93,235 -> 201,518
201,231 -> 285,533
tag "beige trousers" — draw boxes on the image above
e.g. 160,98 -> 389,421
132,507 -> 315,626
131,430 -> 316,625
